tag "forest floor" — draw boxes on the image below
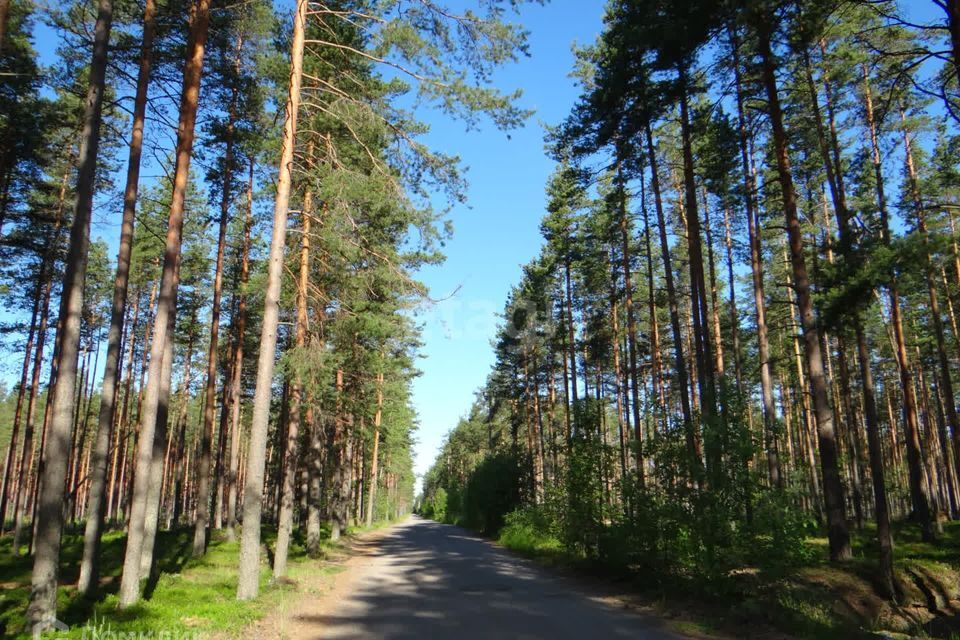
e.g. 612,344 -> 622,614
0,520 -> 380,639
496,519 -> 960,640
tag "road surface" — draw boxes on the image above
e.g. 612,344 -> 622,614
291,516 -> 683,639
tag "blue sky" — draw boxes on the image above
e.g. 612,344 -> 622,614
405,1 -> 605,488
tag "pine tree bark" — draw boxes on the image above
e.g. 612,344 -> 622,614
365,372 -> 383,527
640,177 -> 665,427
118,0 -> 211,606
615,154 -> 644,482
329,369 -> 346,541
78,0 -> 156,594
559,298 -> 573,444
608,262 -> 629,483
677,71 -> 717,434
10,164 -> 70,549
730,27 -> 780,487
902,108 -> 955,537
756,23 -> 851,561
27,0 -> 112,625
274,206 -> 310,578
564,259 -> 578,413
169,328 -> 195,527
645,123 -> 697,466
236,0 -> 306,600
225,158 -> 254,540
802,47 -> 874,537
140,282 -> 178,576
194,32 -> 242,556
0,259 -> 44,533
305,386 -> 323,552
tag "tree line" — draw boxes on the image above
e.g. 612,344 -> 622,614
422,0 -> 960,600
0,0 -> 532,633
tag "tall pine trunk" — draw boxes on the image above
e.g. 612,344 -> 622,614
225,158 -> 254,540
730,27 -> 780,487
236,0 -> 306,599
903,109 -> 954,538
27,0 -> 112,625
678,70 -> 716,435
140,282 -> 179,576
194,32 -> 243,556
118,0 -> 211,606
1,253 -> 45,533
365,372 -> 383,527
78,0 -> 156,594
615,153 -> 644,482
757,23 -> 851,561
806,47 -> 894,586
274,205 -> 310,578
645,123 -> 697,468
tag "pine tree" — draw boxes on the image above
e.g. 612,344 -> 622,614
27,0 -> 113,625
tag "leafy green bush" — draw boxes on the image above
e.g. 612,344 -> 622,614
499,507 -> 564,556
421,487 -> 448,522
747,489 -> 819,568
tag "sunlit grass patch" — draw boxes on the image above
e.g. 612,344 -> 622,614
0,520 -> 370,639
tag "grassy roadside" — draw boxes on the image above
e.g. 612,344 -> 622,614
0,520 -> 391,639
496,519 -> 960,639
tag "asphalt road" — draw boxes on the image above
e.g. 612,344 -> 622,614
301,515 -> 683,639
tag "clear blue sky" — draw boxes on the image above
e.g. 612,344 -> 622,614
406,1 -> 605,488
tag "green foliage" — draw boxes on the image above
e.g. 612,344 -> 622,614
498,506 -> 564,558
421,487 -> 447,522
750,490 -> 820,568
460,453 -> 523,534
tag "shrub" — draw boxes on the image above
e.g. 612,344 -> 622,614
499,506 -> 564,556
462,453 -> 522,534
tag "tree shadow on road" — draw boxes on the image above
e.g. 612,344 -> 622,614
291,518 -> 682,640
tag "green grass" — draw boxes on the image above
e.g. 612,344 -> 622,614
498,523 -> 568,563
0,521 -> 362,639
